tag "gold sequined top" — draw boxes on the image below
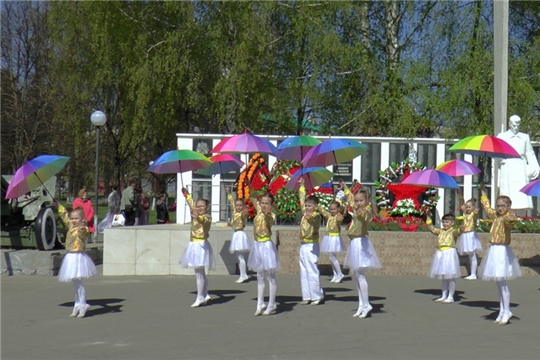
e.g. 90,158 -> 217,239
58,205 -> 89,253
318,206 -> 343,234
186,195 -> 211,240
344,188 -> 370,238
299,186 -> 321,241
228,194 -> 246,231
481,195 -> 514,245
427,222 -> 461,250
250,194 -> 275,240
460,204 -> 478,232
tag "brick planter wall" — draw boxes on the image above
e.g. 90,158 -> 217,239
277,230 -> 540,276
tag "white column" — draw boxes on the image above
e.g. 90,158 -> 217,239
463,154 -> 473,200
380,142 -> 390,171
435,143 -> 447,221
493,0 -> 509,198
177,137 -> 193,224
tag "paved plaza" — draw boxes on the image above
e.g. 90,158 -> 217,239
2,266 -> 539,360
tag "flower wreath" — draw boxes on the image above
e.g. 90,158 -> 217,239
268,160 -> 301,220
374,159 -> 439,217
236,154 -> 270,218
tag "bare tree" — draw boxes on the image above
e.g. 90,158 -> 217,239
1,1 -> 54,174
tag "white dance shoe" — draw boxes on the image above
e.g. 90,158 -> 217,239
262,304 -> 277,315
464,275 -> 477,280
77,304 -> 90,318
254,304 -> 267,316
442,297 -> 454,304
358,304 -> 373,318
69,306 -> 79,318
498,312 -> 513,325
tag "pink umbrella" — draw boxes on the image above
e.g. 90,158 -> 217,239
400,169 -> 459,189
210,131 -> 278,155
435,159 -> 481,176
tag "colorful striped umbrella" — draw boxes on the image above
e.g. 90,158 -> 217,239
400,169 -> 459,189
277,135 -> 321,161
449,135 -> 520,159
302,138 -> 367,168
286,167 -> 333,191
195,154 -> 244,176
520,179 -> 540,197
5,155 -> 70,199
147,150 -> 211,174
435,159 -> 481,176
210,131 -> 278,155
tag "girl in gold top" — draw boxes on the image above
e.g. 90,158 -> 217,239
341,180 -> 382,318
56,204 -> 97,318
225,186 -> 251,283
456,190 -> 482,280
426,213 -> 461,303
478,184 -> 521,325
179,187 -> 216,308
319,200 -> 346,283
246,181 -> 280,316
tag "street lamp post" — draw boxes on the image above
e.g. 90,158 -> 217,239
90,110 -> 107,243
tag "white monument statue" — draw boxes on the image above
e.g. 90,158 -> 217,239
497,115 -> 540,209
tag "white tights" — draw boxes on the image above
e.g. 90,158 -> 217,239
72,279 -> 87,308
237,253 -> 247,278
257,270 -> 277,308
468,253 -> 478,276
354,269 -> 369,311
440,279 -> 456,299
194,267 -> 208,301
328,253 -> 343,278
497,280 -> 511,315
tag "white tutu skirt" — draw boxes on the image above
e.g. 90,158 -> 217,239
247,240 -> 280,272
429,248 -> 461,279
228,230 -> 251,253
343,236 -> 382,270
478,244 -> 522,281
320,234 -> 345,254
457,231 -> 482,255
180,241 -> 216,270
58,252 -> 97,282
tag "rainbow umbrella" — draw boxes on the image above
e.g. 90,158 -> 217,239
435,159 -> 481,177
277,135 -> 321,161
195,154 -> 244,176
302,138 -> 367,168
520,179 -> 540,197
5,155 -> 70,199
400,169 -> 459,189
449,135 -> 520,159
210,131 -> 278,155
148,149 -> 212,188
286,167 -> 333,191
148,150 -> 211,174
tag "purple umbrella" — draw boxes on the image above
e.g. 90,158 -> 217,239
210,131 -> 278,155
520,179 -> 540,197
400,169 -> 459,189
5,155 -> 70,199
435,159 -> 481,177
286,167 -> 333,191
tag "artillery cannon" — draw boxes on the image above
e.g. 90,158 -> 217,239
1,175 -> 63,250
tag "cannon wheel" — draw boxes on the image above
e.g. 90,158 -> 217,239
35,207 -> 57,250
